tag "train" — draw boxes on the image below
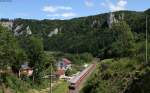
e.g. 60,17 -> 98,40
68,64 -> 96,90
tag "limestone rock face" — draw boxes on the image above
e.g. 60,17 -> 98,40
107,12 -> 124,28
48,28 -> 59,37
107,12 -> 118,28
26,26 -> 32,35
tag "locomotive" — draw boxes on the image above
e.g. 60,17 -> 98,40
69,64 -> 96,90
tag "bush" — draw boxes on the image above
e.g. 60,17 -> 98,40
80,53 -> 93,63
65,68 -> 78,76
81,58 -> 143,93
64,53 -> 93,64
3,74 -> 30,93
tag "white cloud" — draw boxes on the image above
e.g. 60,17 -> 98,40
46,14 -> 60,17
85,0 -> 94,7
42,5 -> 72,13
101,0 -> 127,11
61,12 -> 77,17
43,6 -> 57,13
46,12 -> 77,19
43,5 -> 77,19
58,6 -> 72,10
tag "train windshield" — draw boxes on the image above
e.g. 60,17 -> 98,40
69,86 -> 76,90
71,83 -> 75,85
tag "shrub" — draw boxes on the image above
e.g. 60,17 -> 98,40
3,74 -> 30,93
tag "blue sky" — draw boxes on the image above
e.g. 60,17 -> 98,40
0,0 -> 150,20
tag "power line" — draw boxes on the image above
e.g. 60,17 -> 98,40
146,15 -> 148,64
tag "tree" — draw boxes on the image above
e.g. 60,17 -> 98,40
0,25 -> 26,70
109,21 -> 135,57
65,68 -> 77,76
21,36 -> 46,83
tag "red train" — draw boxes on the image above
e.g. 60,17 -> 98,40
69,64 -> 96,91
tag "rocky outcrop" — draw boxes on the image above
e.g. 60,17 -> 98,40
13,25 -> 32,36
48,28 -> 59,37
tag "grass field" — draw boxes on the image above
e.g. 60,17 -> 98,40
53,80 -> 68,93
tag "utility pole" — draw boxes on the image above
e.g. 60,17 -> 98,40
50,63 -> 52,93
146,15 -> 148,64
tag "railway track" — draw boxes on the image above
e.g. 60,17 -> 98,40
68,63 -> 97,93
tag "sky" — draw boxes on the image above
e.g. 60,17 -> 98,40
0,0 -> 150,20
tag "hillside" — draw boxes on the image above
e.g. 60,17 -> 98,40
8,9 -> 149,57
81,58 -> 150,93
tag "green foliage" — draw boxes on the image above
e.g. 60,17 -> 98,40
109,21 -> 135,57
134,41 -> 150,64
64,53 -> 93,64
21,36 -> 46,84
124,67 -> 150,93
46,52 -> 93,65
80,53 -> 93,62
0,9 -> 150,93
2,74 -> 31,93
12,10 -> 149,60
81,58 -> 150,93
81,58 -> 148,93
53,81 -> 68,93
42,52 -> 56,75
65,68 -> 77,76
0,25 -> 27,71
